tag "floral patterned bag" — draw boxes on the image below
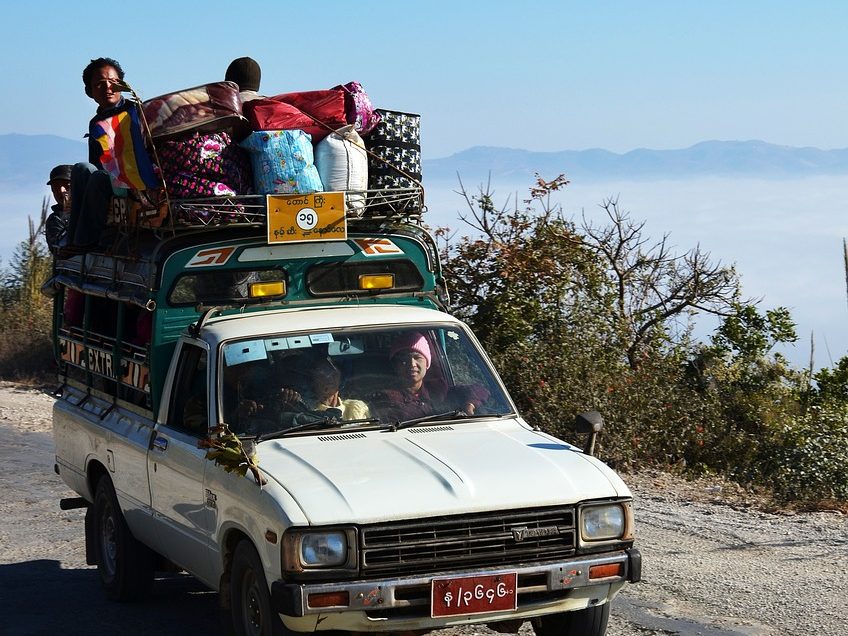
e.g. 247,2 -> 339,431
158,131 -> 252,199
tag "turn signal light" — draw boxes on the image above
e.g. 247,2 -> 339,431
358,274 -> 394,290
249,281 -> 286,298
307,591 -> 350,608
588,563 -> 623,580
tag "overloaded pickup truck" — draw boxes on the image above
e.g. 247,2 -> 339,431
47,191 -> 640,636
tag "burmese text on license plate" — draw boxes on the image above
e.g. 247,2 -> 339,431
431,572 -> 517,618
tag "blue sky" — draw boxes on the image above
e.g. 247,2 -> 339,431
2,1 -> 847,158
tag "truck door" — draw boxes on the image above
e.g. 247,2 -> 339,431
147,340 -> 216,586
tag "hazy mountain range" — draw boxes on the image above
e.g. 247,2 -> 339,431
4,134 -> 848,192
1,134 -> 87,190
423,140 -> 848,182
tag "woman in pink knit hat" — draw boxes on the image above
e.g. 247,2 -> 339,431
372,331 -> 489,423
389,332 -> 432,395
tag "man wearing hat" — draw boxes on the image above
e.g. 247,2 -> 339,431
225,56 -> 264,103
45,164 -> 73,255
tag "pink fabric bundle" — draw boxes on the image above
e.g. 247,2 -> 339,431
244,89 -> 347,142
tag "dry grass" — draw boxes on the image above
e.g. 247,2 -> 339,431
0,327 -> 55,385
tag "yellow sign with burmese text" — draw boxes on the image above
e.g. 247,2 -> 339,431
266,192 -> 347,244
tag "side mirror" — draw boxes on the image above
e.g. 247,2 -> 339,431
575,411 -> 604,456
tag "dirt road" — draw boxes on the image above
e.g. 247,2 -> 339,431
1,383 -> 846,635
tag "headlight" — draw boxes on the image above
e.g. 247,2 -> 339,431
581,503 -> 626,541
282,528 -> 356,573
301,532 -> 347,566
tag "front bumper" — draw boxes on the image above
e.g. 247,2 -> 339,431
272,547 -> 640,632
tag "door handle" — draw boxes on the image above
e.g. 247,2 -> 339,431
152,436 -> 168,452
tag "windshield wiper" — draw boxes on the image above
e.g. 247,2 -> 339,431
256,413 -> 385,442
388,410 -> 513,431
462,412 -> 512,422
389,409 -> 463,431
339,417 -> 381,427
256,413 -> 338,442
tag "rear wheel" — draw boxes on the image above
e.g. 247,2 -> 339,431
92,477 -> 154,600
230,540 -> 286,636
531,603 -> 610,636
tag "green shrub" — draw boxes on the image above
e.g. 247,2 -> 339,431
760,406 -> 848,502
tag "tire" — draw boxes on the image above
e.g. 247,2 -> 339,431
230,540 -> 286,636
531,603 -> 610,636
92,477 -> 154,601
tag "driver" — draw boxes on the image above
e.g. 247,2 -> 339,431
310,357 -> 371,421
262,355 -> 370,422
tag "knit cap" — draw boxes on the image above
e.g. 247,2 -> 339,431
225,57 -> 261,92
390,332 -> 431,368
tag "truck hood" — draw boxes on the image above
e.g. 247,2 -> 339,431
256,419 -> 629,525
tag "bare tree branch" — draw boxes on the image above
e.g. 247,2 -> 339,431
580,198 -> 743,369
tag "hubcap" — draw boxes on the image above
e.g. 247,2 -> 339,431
99,501 -> 118,577
242,569 -> 263,636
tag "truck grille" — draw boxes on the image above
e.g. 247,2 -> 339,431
359,506 -> 576,578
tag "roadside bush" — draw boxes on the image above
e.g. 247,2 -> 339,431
489,332 -> 721,472
595,351 -> 722,471
0,301 -> 54,382
441,175 -> 848,505
440,176 -> 739,472
759,405 -> 848,503
0,203 -> 56,383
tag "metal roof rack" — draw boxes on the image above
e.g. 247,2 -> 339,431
167,187 -> 425,229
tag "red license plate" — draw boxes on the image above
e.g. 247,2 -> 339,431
431,572 -> 517,618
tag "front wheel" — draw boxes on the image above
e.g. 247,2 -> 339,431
230,540 -> 286,636
92,476 -> 154,601
531,603 -> 610,636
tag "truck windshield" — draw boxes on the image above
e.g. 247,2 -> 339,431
219,324 -> 514,436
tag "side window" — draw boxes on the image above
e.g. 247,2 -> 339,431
168,343 -> 209,436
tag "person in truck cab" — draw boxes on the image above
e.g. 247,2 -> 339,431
226,354 -> 371,430
371,331 -> 489,422
309,356 -> 371,421
221,360 -> 269,427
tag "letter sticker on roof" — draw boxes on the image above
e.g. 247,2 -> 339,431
186,246 -> 236,268
354,238 -> 403,256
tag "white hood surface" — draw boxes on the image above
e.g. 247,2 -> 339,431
256,419 -> 628,525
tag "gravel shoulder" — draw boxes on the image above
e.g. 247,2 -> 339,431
1,382 -> 846,636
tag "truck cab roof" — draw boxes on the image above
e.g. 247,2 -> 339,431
198,304 -> 461,348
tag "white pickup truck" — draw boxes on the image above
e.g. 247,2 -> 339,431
50,222 -> 639,636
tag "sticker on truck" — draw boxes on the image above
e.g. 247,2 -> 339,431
186,246 -> 237,268
354,238 -> 403,256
